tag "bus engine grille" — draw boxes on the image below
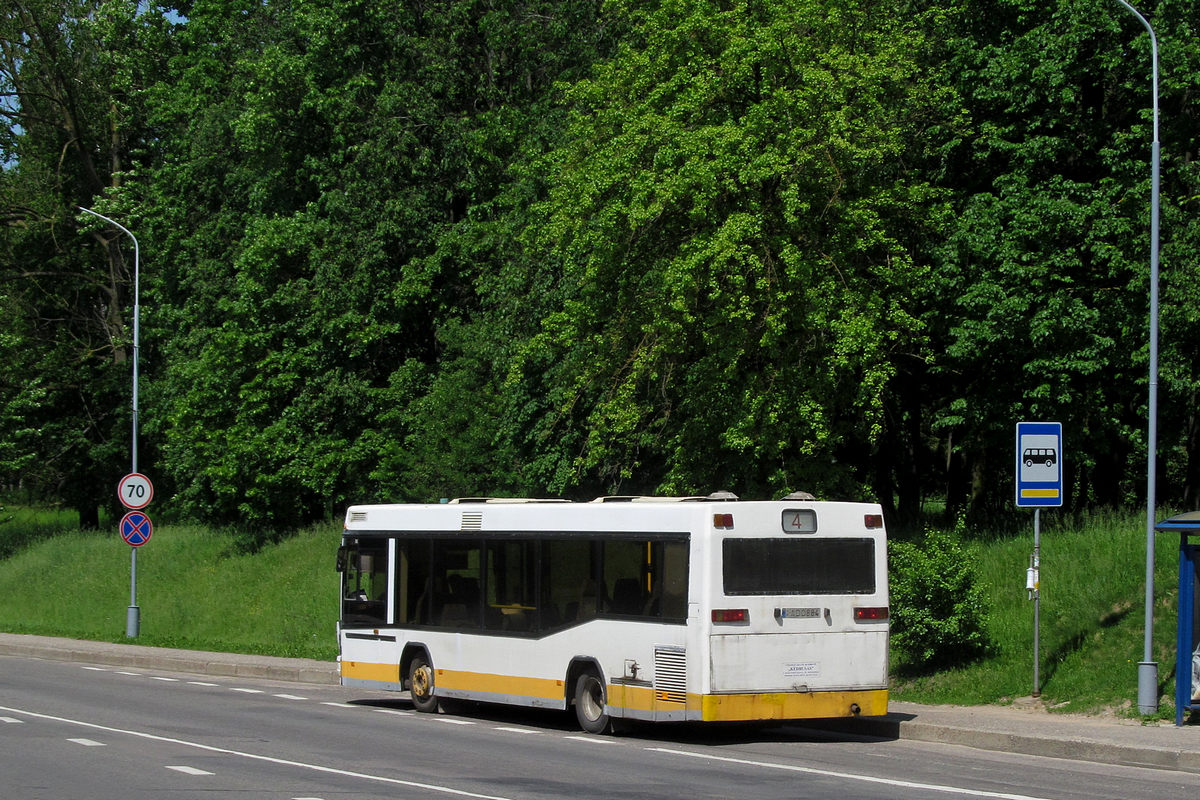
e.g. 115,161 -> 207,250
654,647 -> 687,704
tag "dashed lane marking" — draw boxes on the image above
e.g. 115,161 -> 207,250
0,704 -> 515,800
645,747 -> 1058,800
166,765 -> 215,776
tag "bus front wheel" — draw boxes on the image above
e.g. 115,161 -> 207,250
409,655 -> 438,714
574,671 -> 612,734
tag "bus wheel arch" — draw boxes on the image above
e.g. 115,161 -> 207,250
567,658 -> 612,734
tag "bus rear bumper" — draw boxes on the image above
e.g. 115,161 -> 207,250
698,688 -> 888,722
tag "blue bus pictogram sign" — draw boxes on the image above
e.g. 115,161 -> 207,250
1016,421 -> 1063,508
120,510 -> 154,547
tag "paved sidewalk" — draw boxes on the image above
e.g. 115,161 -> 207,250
0,632 -> 337,685
804,699 -> 1200,775
2,632 -> 1198,774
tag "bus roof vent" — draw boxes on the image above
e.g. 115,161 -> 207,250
702,490 -> 739,502
781,491 -> 816,501
461,512 -> 483,530
348,511 -> 368,523
593,495 -> 710,503
449,497 -> 569,504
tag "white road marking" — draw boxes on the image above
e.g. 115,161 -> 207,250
320,702 -> 355,708
646,747 -> 1057,800
1,717 -> 24,724
115,671 -> 141,676
82,667 -> 107,672
563,735 -> 620,744
436,718 -> 475,725
166,765 -> 214,776
493,727 -> 538,735
188,681 -> 219,687
0,704 -> 514,800
230,688 -> 264,694
273,694 -> 308,701
374,709 -> 413,716
151,676 -> 180,682
68,738 -> 105,747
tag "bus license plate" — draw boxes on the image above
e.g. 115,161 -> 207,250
776,607 -> 821,619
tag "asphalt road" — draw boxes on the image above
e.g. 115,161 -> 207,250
1,654 -> 1194,800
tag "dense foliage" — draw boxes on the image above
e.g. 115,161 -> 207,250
2,0 -> 1198,530
890,528 -> 992,668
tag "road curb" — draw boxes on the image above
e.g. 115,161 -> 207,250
802,714 -> 1200,775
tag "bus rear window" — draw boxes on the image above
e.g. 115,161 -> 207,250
722,538 -> 876,595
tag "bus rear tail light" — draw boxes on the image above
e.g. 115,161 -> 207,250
854,606 -> 889,622
864,514 -> 884,529
712,609 -> 748,623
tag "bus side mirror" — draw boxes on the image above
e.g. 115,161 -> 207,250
336,546 -> 351,573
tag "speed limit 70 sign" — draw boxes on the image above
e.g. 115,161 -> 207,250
118,473 -> 154,510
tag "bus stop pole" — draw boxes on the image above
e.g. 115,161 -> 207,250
1033,509 -> 1040,698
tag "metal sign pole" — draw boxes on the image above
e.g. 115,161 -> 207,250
79,206 -> 142,639
1112,0 -> 1162,717
1033,508 -> 1041,698
1017,422 -> 1060,700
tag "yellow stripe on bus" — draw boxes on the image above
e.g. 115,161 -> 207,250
700,688 -> 888,721
436,669 -> 564,700
340,660 -> 401,684
342,662 -> 887,722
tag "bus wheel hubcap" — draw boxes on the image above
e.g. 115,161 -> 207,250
413,667 -> 431,697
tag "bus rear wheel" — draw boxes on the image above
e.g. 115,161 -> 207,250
574,671 -> 612,734
409,655 -> 438,714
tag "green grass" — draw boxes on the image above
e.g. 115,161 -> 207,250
0,521 -> 340,660
0,504 -> 104,559
0,509 -> 1187,716
891,511 -> 1182,718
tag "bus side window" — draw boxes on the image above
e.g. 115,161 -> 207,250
431,539 -> 483,629
341,537 -> 388,626
655,541 -> 689,619
543,538 -> 592,628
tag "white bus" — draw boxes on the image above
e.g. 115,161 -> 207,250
337,492 -> 889,733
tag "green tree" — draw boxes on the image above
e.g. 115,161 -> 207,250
0,1 -> 172,525
926,0 -> 1200,518
453,0 -> 954,504
139,0 -> 618,527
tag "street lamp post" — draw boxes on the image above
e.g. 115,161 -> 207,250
78,206 -> 142,639
1111,0 -> 1161,715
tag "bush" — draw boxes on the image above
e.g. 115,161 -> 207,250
890,528 -> 991,670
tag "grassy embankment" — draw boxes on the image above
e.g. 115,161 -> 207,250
0,505 -> 1185,716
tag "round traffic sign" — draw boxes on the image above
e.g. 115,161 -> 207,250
119,511 -> 153,547
118,473 -> 154,510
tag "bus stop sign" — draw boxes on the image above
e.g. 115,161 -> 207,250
1016,421 -> 1063,508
